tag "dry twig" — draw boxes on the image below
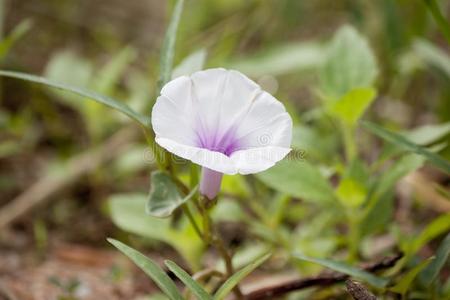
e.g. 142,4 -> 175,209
243,253 -> 402,300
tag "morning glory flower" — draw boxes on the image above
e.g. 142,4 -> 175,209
152,68 -> 292,199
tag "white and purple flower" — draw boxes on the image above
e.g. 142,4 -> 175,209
152,68 -> 292,199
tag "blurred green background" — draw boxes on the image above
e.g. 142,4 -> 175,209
0,0 -> 449,299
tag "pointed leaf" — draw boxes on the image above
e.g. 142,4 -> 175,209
159,0 -> 184,88
320,25 -> 378,99
0,70 -> 150,127
147,171 -> 197,218
165,260 -> 212,300
107,239 -> 183,300
362,121 -> 450,173
213,253 -> 271,300
293,253 -> 389,288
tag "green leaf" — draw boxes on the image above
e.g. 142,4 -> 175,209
165,260 -> 212,300
213,253 -> 271,300
256,160 -> 335,203
328,88 -> 376,126
336,159 -> 369,208
107,239 -> 183,300
0,70 -> 150,127
0,19 -> 32,60
320,25 -> 378,100
109,193 -> 173,242
147,171 -> 197,218
336,178 -> 366,208
362,121 -> 450,173
172,48 -> 207,79
390,257 -> 434,295
159,0 -> 185,89
293,253 -> 388,288
228,42 -> 324,77
420,233 -> 450,286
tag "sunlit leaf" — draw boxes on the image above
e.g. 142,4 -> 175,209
159,0 -> 185,89
213,253 -> 271,300
293,253 -> 389,288
336,158 -> 369,208
329,88 -> 377,125
147,171 -> 198,218
390,257 -> 434,295
256,160 -> 335,203
320,25 -> 378,99
165,260 -> 212,300
108,239 -> 183,300
362,121 -> 450,173
172,48 -> 207,79
0,70 -> 150,127
419,233 -> 450,286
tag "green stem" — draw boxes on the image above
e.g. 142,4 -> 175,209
347,210 -> 361,262
182,203 -> 204,241
197,196 -> 244,300
424,0 -> 450,44
342,123 -> 357,163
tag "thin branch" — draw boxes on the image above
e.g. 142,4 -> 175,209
244,253 -> 402,300
346,279 -> 377,300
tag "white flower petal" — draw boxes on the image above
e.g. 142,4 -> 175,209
155,137 -> 238,174
152,68 -> 293,175
231,146 -> 291,175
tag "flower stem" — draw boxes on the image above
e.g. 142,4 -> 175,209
197,196 -> 244,300
182,203 -> 204,241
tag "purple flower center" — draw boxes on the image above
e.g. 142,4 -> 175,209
197,127 -> 241,156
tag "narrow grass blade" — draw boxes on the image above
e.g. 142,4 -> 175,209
293,253 -> 389,288
165,260 -> 212,300
107,239 -> 183,300
214,253 -> 271,300
159,0 -> 185,90
361,121 -> 450,173
0,70 -> 150,127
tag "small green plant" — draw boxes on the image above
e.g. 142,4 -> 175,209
1,1 -> 449,299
